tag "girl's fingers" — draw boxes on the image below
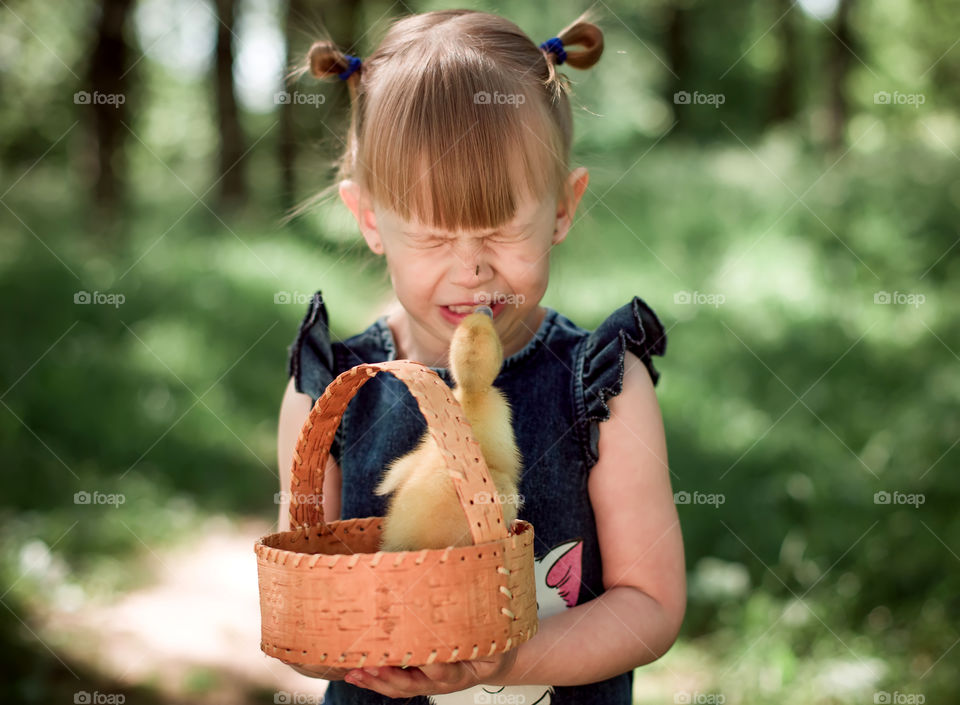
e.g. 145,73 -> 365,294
348,665 -> 425,692
418,662 -> 463,684
347,663 -> 466,697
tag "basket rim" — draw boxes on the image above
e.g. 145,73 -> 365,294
255,518 -> 534,566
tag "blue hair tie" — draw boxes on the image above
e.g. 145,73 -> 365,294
539,37 -> 567,65
338,54 -> 362,81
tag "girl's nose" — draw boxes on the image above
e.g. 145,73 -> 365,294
451,260 -> 489,287
450,242 -> 491,285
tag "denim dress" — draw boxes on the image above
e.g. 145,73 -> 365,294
286,290 -> 667,705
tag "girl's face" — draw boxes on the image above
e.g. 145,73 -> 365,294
339,167 -> 589,361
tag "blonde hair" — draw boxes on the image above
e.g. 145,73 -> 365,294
292,9 -> 603,232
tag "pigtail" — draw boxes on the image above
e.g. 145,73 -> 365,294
280,39 -> 363,225
307,40 -> 351,79
285,38 -> 363,98
305,40 -> 361,170
306,41 -> 363,102
541,11 -> 604,104
556,15 -> 604,70
536,11 -> 603,210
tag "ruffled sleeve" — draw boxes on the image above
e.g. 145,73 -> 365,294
576,296 -> 668,466
286,289 -> 342,463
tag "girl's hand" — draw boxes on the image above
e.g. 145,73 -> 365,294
343,648 -> 518,698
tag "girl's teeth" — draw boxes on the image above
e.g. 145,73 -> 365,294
448,305 -> 478,313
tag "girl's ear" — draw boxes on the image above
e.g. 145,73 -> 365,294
552,167 -> 590,246
339,180 -> 384,254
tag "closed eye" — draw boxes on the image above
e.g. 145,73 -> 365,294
489,231 -> 529,244
406,236 -> 448,249
404,230 -> 526,244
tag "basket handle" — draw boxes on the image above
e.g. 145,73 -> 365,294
287,359 -> 510,546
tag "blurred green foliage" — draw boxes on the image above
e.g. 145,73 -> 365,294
1,0 -> 959,703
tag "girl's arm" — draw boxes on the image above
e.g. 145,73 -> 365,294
277,377 -> 357,681
493,349 -> 686,687
277,376 -> 342,532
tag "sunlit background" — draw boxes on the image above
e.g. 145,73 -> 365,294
1,0 -> 958,703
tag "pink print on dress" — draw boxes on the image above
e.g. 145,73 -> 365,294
544,539 -> 582,608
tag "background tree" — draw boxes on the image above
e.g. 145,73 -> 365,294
768,0 -> 799,125
213,0 -> 247,211
85,0 -> 135,221
826,0 -> 856,151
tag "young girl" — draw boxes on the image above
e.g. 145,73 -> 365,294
276,9 -> 685,704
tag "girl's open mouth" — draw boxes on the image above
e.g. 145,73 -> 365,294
439,301 -> 505,324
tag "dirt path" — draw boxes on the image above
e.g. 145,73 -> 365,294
35,516 -> 330,704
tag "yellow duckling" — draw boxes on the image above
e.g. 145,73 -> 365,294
374,306 -> 523,551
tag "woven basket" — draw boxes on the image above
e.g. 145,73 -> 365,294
255,359 -> 538,669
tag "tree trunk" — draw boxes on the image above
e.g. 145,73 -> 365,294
768,0 -> 798,125
827,0 -> 855,151
665,3 -> 692,133
278,0 -> 308,212
86,0 -> 134,217
214,0 -> 246,212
